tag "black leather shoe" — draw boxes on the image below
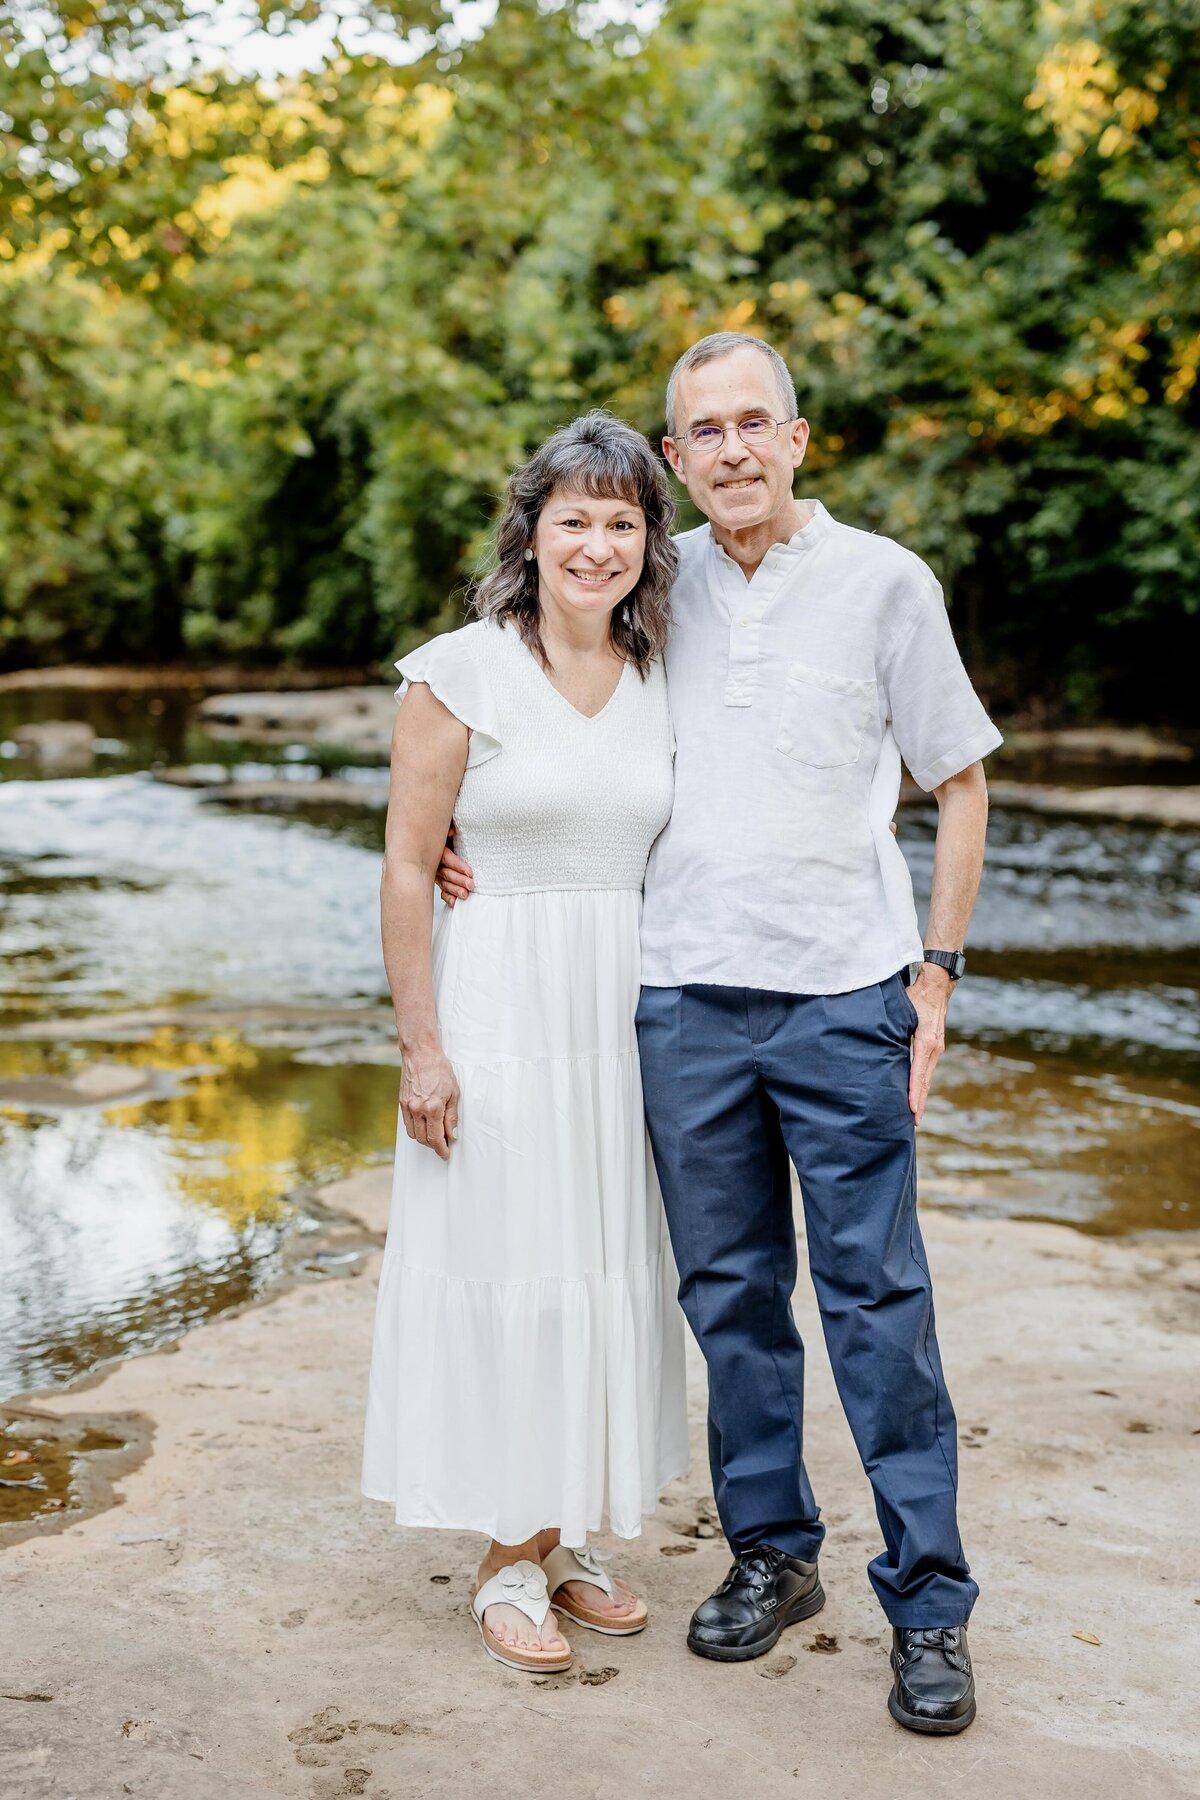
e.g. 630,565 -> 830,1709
686,1545 -> 825,1662
888,1626 -> 976,1734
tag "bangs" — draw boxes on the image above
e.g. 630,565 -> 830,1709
543,442 -> 655,513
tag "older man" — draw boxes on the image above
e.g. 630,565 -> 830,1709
440,333 -> 999,1734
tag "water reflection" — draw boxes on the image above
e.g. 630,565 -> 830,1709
0,1033 -> 399,1399
0,685 -> 384,784
0,684 -> 1196,1410
920,1046 -> 1198,1234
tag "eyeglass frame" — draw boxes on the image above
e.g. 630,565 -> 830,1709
668,415 -> 798,454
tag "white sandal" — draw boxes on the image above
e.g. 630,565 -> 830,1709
542,1544 -> 648,1636
471,1559 -> 573,1673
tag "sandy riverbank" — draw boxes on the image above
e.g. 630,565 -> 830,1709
3,1173 -> 1197,1800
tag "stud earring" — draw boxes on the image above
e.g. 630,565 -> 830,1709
523,548 -> 534,562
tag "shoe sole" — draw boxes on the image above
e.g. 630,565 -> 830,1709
686,1581 -> 826,1663
558,1612 -> 648,1637
887,1689 -> 977,1735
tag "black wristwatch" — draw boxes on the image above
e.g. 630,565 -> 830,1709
923,949 -> 966,981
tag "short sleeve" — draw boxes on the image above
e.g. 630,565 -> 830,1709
884,578 -> 1003,792
394,629 -> 501,768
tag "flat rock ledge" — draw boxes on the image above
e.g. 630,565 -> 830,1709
152,768 -> 388,809
0,666 -> 371,694
2,1168 -> 1197,1800
985,781 -> 1200,828
205,779 -> 387,812
1000,727 -> 1192,763
196,687 -> 394,756
0,1063 -> 153,1111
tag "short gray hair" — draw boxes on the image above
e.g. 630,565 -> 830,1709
665,333 -> 798,436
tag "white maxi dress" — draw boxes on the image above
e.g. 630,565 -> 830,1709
361,618 -> 688,1546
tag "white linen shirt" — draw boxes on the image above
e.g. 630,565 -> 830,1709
639,501 -> 1003,995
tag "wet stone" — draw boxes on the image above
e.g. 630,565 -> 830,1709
11,721 -> 96,771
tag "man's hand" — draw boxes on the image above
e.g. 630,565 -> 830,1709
399,1042 -> 460,1159
436,829 -> 474,906
905,963 -> 953,1127
906,760 -> 988,1126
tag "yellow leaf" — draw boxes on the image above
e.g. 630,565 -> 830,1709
1072,1630 -> 1101,1645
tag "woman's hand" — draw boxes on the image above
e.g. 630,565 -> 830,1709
400,1044 -> 460,1160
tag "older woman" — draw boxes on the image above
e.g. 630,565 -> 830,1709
361,413 -> 688,1673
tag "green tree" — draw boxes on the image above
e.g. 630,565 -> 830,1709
1,0 -> 1196,716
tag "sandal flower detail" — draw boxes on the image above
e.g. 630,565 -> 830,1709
471,1559 -> 573,1674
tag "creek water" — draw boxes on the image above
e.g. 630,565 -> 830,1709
1,685 -> 1197,1427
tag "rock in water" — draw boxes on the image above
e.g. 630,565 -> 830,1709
196,688 -> 394,756
12,720 -> 96,770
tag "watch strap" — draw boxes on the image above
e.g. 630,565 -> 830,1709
923,949 -> 966,980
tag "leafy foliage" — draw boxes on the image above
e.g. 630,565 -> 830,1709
1,0 -> 1197,715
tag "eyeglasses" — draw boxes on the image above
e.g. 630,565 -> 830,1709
671,416 -> 795,453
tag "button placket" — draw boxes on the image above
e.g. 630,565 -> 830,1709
720,556 -> 785,708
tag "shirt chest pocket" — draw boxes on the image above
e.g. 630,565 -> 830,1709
775,661 -> 877,769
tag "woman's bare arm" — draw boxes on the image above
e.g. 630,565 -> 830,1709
381,684 -> 470,1159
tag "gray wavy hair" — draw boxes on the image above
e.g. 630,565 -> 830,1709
471,412 -> 676,674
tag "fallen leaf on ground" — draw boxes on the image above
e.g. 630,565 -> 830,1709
1125,1421 -> 1154,1433
659,1543 -> 696,1556
578,1666 -> 618,1686
807,1633 -> 841,1654
1072,1631 -> 1102,1646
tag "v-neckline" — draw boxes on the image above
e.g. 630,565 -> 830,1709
516,634 -> 629,723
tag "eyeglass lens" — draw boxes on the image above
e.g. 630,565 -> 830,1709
685,418 -> 780,450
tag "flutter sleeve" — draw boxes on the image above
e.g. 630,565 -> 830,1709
394,629 -> 502,768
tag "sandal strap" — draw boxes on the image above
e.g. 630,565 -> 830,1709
542,1543 -> 616,1602
472,1560 -> 551,1632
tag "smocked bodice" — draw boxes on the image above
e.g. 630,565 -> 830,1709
395,619 -> 674,895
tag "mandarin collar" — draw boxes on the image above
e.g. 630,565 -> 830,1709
708,500 -> 829,573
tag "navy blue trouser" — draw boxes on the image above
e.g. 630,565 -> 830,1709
635,976 -> 977,1627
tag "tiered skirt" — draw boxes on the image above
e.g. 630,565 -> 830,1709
361,888 -> 688,1544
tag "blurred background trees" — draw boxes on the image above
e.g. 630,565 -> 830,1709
2,0 -> 1197,717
